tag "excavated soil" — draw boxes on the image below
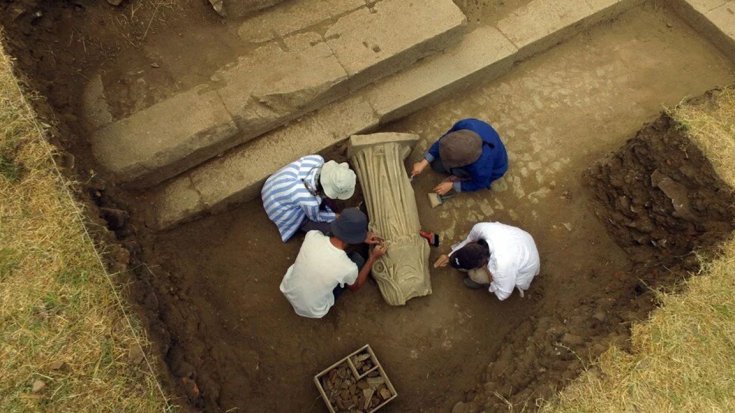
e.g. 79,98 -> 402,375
2,1 -> 735,413
451,111 -> 735,413
586,113 -> 735,268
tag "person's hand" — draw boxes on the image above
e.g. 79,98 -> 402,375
411,159 -> 429,178
433,181 -> 453,196
365,231 -> 383,245
434,254 -> 450,268
370,244 -> 387,259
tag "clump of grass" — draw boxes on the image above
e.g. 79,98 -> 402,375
542,85 -> 735,412
0,39 -> 170,412
674,87 -> 735,185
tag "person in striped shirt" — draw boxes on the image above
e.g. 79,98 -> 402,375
262,155 -> 357,242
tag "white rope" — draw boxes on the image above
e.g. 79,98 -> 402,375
0,47 -> 173,412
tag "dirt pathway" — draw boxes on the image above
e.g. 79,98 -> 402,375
144,5 -> 734,412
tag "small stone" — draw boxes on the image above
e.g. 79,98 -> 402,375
150,62 -> 160,68
128,344 -> 145,364
593,311 -> 606,322
366,376 -> 385,387
561,333 -> 584,347
100,207 -> 128,230
49,360 -> 68,371
379,387 -> 392,399
32,380 -> 46,393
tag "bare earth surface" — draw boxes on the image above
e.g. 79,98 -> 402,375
1,1 -> 734,412
141,6 -> 734,412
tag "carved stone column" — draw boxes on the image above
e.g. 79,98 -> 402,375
349,133 -> 432,305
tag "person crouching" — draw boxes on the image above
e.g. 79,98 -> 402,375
280,208 -> 386,318
434,222 -> 540,300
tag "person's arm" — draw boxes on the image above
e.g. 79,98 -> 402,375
424,139 -> 442,163
301,195 -> 336,223
349,244 -> 387,292
433,224 -> 486,267
412,140 -> 440,177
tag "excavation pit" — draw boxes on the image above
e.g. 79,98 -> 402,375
1,1 -> 735,412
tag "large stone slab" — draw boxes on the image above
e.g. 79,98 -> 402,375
91,86 -> 238,188
497,0 -> 644,60
216,32 -> 350,134
349,132 -> 432,306
673,0 -> 735,57
237,0 -> 364,43
325,0 -> 467,90
366,26 -> 518,124
151,94 -> 380,229
149,0 -> 641,230
93,0 -> 466,188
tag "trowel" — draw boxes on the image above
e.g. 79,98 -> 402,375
427,193 -> 455,208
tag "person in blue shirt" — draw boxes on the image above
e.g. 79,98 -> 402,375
411,118 -> 508,195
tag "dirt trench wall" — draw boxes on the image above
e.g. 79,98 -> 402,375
451,111 -> 735,413
585,113 -> 735,268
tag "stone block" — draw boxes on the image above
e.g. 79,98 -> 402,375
237,0 -> 364,43
585,0 -> 645,21
152,177 -> 204,231
366,26 -> 518,124
209,0 -> 287,18
91,86 -> 238,187
325,0 -> 467,91
708,2 -> 735,42
674,0 -> 735,58
217,33 -> 349,134
152,95 -> 379,229
685,0 -> 728,12
349,132 -> 432,305
497,0 -> 593,59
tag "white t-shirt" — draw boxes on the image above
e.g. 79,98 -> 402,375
280,231 -> 359,318
450,222 -> 540,301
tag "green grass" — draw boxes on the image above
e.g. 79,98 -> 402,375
0,36 -> 171,412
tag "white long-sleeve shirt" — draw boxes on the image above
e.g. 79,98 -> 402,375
450,222 -> 540,300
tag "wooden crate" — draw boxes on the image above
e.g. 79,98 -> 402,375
314,344 -> 397,412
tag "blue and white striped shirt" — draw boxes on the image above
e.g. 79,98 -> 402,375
262,155 -> 337,242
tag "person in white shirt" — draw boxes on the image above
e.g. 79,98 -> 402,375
280,208 -> 386,318
434,222 -> 540,300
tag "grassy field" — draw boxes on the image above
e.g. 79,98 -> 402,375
543,87 -> 735,412
0,43 -> 170,412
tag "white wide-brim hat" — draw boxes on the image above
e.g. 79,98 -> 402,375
320,160 -> 356,200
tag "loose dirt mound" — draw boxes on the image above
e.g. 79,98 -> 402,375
586,114 -> 735,268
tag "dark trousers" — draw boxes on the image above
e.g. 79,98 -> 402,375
333,251 -> 366,299
430,158 -> 471,179
299,218 -> 331,235
431,158 -> 506,187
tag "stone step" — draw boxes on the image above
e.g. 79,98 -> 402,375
148,0 -> 644,230
91,0 -> 467,188
672,0 -> 735,58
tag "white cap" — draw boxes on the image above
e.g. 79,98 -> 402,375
320,160 -> 356,200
